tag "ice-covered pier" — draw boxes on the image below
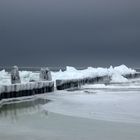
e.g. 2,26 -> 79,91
0,65 -> 140,100
56,76 -> 111,90
55,65 -> 140,90
123,73 -> 140,79
0,81 -> 54,101
0,66 -> 54,101
56,72 -> 140,90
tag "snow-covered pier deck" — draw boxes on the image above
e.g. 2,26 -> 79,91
0,81 -> 54,101
56,76 -> 111,90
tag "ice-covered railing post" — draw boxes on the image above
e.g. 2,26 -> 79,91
11,66 -> 21,84
39,67 -> 52,81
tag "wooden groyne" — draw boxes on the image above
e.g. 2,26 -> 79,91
123,72 -> 140,79
0,81 -> 54,100
1,66 -> 140,100
0,66 -> 54,101
56,72 -> 140,90
56,76 -> 111,90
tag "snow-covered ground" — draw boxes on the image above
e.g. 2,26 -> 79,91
0,65 -> 137,85
42,78 -> 140,124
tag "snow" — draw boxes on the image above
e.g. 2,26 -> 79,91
0,65 -> 137,86
52,65 -> 136,83
19,71 -> 39,83
111,73 -> 128,83
114,65 -> 136,75
82,82 -> 140,89
0,70 -> 11,85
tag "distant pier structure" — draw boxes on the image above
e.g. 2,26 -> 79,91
0,66 -> 54,101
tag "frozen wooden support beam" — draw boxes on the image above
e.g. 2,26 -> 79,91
123,72 -> 140,79
11,66 -> 21,84
40,67 -> 52,81
56,76 -> 111,90
0,81 -> 54,101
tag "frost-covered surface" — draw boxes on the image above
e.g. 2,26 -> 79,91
0,81 -> 54,94
19,71 -> 39,83
0,70 -> 11,85
111,73 -> 128,83
0,65 -> 137,85
42,80 -> 140,123
0,71 -> 40,85
52,65 -> 136,83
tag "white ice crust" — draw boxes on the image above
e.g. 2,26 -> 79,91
0,65 -> 137,85
42,89 -> 140,123
52,65 -> 136,82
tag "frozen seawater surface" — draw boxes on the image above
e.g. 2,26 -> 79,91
43,78 -> 140,124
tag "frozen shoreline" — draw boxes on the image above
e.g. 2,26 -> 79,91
43,82 -> 140,124
0,109 -> 140,140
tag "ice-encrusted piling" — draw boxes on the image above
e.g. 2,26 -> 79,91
0,81 -> 54,101
40,67 -> 52,81
123,72 -> 140,79
56,76 -> 111,90
11,66 -> 21,84
0,66 -> 54,101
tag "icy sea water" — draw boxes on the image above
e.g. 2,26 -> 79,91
0,85 -> 140,140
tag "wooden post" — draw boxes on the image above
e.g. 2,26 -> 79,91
11,66 -> 21,84
39,67 -> 52,81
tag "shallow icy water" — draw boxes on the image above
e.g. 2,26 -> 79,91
0,79 -> 140,140
43,88 -> 140,123
0,97 -> 140,140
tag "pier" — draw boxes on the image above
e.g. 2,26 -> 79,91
1,66 -> 140,100
56,76 -> 111,90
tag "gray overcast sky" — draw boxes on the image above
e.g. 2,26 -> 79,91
0,0 -> 140,67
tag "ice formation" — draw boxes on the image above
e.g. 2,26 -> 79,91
52,64 -> 136,83
42,88 -> 140,123
0,65 -> 137,85
40,68 -> 52,81
11,66 -> 21,84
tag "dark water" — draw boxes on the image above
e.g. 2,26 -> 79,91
0,98 -> 49,120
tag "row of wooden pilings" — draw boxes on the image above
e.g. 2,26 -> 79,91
1,66 -> 140,101
56,72 -> 140,90
0,66 -> 54,101
56,76 -> 111,90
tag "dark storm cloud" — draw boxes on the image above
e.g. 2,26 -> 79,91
0,0 -> 140,67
